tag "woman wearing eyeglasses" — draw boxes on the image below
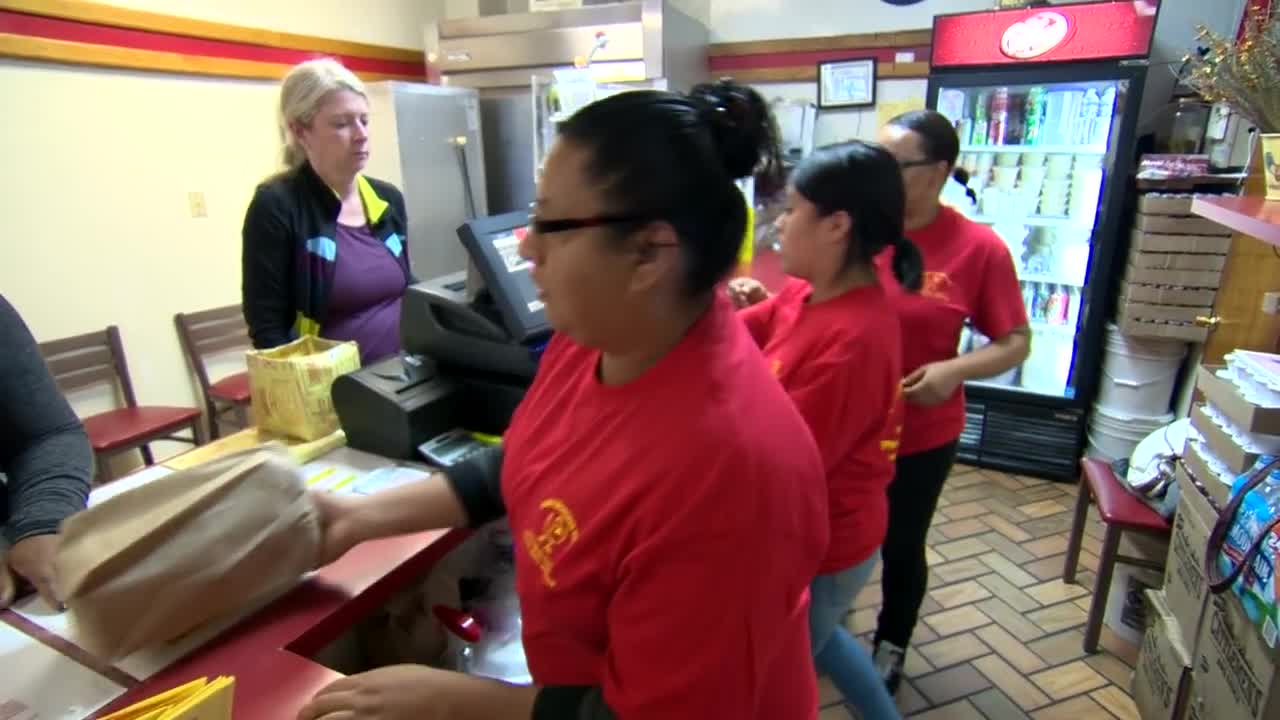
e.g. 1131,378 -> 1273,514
296,82 -> 829,720
869,110 -> 1030,694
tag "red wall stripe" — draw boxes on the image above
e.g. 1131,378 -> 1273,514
0,10 -> 426,78
708,45 -> 931,72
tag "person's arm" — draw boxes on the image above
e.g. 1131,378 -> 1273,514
736,293 -> 778,348
0,295 -> 92,606
241,186 -> 296,349
904,236 -> 1030,406
321,447 -> 506,563
958,237 -> 1032,379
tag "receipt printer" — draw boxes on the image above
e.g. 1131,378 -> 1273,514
332,210 -> 549,460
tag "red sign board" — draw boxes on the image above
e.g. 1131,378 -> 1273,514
931,0 -> 1159,68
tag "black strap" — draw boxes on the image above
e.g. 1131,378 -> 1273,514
1204,455 -> 1280,594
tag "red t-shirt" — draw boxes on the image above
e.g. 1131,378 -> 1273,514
875,206 -> 1028,455
502,295 -> 829,720
739,280 -> 902,573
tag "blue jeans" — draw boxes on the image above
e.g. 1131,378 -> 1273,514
810,551 -> 901,720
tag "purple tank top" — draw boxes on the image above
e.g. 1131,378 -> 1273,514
323,223 -> 406,364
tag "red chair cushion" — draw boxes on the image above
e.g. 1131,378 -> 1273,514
83,406 -> 202,453
209,372 -> 251,403
1080,457 -> 1171,533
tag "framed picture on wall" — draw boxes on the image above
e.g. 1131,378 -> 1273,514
816,57 -> 877,109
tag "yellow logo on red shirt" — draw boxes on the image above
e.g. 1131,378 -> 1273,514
522,498 -> 580,588
921,271 -> 953,301
770,358 -> 783,377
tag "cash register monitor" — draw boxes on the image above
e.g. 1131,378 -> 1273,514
457,210 -> 548,343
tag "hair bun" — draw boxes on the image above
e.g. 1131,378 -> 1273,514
690,80 -> 770,180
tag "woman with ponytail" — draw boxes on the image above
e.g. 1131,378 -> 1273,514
870,110 -> 1030,694
297,81 -> 829,720
729,141 -> 919,720
241,58 -> 412,364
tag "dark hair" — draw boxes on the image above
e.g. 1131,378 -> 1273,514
692,79 -> 786,198
888,109 -> 977,205
558,82 -> 781,296
791,141 -> 923,291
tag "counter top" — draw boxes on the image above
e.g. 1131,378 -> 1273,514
1191,195 -> 1280,247
0,429 -> 466,719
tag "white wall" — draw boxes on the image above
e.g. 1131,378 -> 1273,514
1,1 -> 444,468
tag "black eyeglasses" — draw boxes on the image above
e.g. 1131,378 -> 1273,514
529,214 -> 653,235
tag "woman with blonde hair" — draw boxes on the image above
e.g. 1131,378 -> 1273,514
242,58 -> 412,364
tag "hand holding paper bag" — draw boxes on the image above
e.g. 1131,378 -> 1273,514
54,447 -> 321,659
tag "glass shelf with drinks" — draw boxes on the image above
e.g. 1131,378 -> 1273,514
961,144 -> 1107,155
937,82 -> 1119,150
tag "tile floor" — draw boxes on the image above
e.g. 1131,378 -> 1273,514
822,465 -> 1143,720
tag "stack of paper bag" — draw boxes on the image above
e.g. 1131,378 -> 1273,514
100,676 -> 234,720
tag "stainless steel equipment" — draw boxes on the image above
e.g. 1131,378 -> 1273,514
426,1 -> 709,214
363,81 -> 489,277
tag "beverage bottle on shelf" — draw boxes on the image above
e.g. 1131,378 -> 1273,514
971,90 -> 990,146
1024,87 -> 1046,146
1066,286 -> 1081,327
988,87 -> 1010,145
1045,284 -> 1063,324
1091,86 -> 1117,147
1036,282 -> 1052,321
1022,281 -> 1038,317
1077,89 -> 1100,145
1006,92 -> 1026,145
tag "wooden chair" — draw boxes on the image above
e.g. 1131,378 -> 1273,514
174,304 -> 252,440
1063,458 -> 1172,653
40,325 -> 204,484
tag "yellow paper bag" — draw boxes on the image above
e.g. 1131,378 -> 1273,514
246,336 -> 360,441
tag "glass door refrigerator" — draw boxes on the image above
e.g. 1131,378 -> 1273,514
926,0 -> 1161,479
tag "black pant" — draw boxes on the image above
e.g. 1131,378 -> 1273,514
874,440 -> 959,649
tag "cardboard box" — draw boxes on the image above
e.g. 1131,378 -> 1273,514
1125,265 -> 1224,289
1194,592 -> 1280,720
1136,214 -> 1234,236
1121,283 -> 1218,307
1118,301 -> 1212,324
1131,230 -> 1233,255
1196,365 -> 1280,435
1118,317 -> 1211,343
1139,194 -> 1197,216
1134,590 -> 1194,720
1129,252 -> 1227,272
1165,464 -> 1217,650
1183,438 -> 1234,506
1189,403 -> 1262,475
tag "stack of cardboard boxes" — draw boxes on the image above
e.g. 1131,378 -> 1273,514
1132,362 -> 1280,720
1118,194 -> 1232,342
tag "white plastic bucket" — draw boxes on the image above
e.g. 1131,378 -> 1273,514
1086,404 -> 1175,463
1095,323 -> 1187,417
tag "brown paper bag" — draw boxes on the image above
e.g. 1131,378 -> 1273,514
246,336 -> 360,441
55,447 -> 320,659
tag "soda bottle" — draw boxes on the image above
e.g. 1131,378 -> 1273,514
971,90 -> 990,147
1022,282 -> 1037,317
988,87 -> 1010,145
1024,87 -> 1046,146
1092,86 -> 1117,146
1077,88 -> 1100,145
